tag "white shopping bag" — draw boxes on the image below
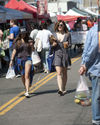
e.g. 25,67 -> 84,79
6,67 -> 15,79
31,50 -> 41,66
34,38 -> 42,52
76,75 -> 89,92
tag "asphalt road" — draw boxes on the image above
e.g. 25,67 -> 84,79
0,52 -> 92,125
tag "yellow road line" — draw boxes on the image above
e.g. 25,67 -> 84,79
30,73 -> 57,94
0,73 -> 57,115
0,73 -> 54,111
0,97 -> 25,115
29,72 -> 55,90
71,54 -> 81,61
71,57 -> 81,63
0,55 -> 81,115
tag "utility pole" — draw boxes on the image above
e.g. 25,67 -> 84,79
77,0 -> 79,8
89,0 -> 92,10
97,0 -> 100,14
77,0 -> 80,8
81,0 -> 83,8
57,0 -> 59,14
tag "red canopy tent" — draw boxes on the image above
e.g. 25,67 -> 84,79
5,0 -> 37,18
5,0 -> 20,9
18,0 -> 37,16
57,15 -> 80,21
19,0 -> 50,19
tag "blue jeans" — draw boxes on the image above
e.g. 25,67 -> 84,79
89,74 -> 100,124
41,48 -> 49,71
9,46 -> 13,59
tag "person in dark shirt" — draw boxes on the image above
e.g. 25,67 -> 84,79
74,17 -> 83,31
9,32 -> 34,98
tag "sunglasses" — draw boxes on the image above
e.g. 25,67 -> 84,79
58,24 -> 63,27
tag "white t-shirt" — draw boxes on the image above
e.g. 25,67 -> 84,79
30,29 -> 38,41
36,29 -> 52,49
82,24 -> 88,31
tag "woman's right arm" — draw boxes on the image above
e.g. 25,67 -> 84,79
9,49 -> 16,67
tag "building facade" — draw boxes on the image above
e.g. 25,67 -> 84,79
26,0 -> 98,13
1,0 -> 98,13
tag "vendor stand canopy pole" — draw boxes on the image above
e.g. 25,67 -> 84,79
97,0 -> 100,14
36,0 -> 39,24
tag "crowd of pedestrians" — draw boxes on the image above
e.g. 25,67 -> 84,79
0,16 -> 99,125
0,19 -> 72,97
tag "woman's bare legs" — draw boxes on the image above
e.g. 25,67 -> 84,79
21,75 -> 25,87
62,67 -> 67,92
56,66 -> 63,92
24,62 -> 31,93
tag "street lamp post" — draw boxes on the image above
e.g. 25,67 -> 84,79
97,0 -> 100,14
89,0 -> 92,10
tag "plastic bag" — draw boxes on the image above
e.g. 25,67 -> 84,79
6,67 -> 15,79
2,38 -> 9,50
0,44 -> 5,57
74,75 -> 91,106
75,75 -> 90,100
34,38 -> 42,52
31,50 -> 41,66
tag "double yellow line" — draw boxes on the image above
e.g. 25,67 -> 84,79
0,73 -> 56,115
0,55 -> 81,116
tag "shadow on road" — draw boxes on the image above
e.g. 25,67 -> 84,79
29,88 -> 77,97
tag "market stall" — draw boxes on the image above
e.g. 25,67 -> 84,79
57,15 -> 80,21
64,9 -> 85,17
48,12 -> 57,22
84,8 -> 98,17
5,0 -> 37,18
0,5 -> 33,20
0,7 -> 6,23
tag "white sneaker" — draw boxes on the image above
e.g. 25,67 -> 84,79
63,90 -> 67,94
24,92 -> 30,98
67,66 -> 71,70
44,69 -> 49,73
16,74 -> 21,78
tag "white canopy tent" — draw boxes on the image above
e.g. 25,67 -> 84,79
49,12 -> 57,22
57,12 -> 65,16
64,9 -> 85,17
84,8 -> 98,17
